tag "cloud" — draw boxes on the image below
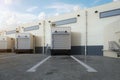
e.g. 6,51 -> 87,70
3,0 -> 21,5
0,0 -> 12,8
113,0 -> 120,1
0,11 -> 47,30
46,2 -> 83,13
4,0 -> 14,5
73,5 -> 81,11
38,12 -> 46,20
0,2 -> 84,30
91,0 -> 102,5
0,10 -> 38,30
54,13 -> 59,16
26,6 -> 38,12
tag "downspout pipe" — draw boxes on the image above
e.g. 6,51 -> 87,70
85,10 -> 88,57
42,20 -> 45,55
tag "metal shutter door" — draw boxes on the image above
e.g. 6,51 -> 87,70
53,34 -> 70,49
0,41 -> 7,49
17,38 -> 30,49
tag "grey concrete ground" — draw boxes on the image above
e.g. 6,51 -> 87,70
0,53 -> 120,80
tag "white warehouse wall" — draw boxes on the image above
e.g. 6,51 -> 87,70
0,2 -> 120,55
45,10 -> 86,46
45,10 -> 86,54
104,19 -> 120,50
44,1 -> 120,55
85,1 -> 120,55
104,19 -> 120,58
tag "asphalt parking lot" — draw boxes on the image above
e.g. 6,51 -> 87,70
0,53 -> 120,80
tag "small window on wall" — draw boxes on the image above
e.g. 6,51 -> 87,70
100,8 -> 120,18
24,25 -> 39,32
6,30 -> 16,35
53,18 -> 77,26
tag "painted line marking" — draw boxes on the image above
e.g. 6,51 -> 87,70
27,56 -> 51,72
0,55 -> 23,59
71,56 -> 97,72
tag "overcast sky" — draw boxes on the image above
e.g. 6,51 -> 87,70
0,0 -> 120,30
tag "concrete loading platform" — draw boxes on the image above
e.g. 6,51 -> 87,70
0,53 -> 120,80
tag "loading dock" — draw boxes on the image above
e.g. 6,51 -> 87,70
15,33 -> 34,53
0,36 -> 14,52
51,27 -> 71,55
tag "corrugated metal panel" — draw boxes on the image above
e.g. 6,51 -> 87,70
0,41 -> 7,49
51,27 -> 71,49
52,35 -> 71,49
17,38 -> 30,49
15,33 -> 33,49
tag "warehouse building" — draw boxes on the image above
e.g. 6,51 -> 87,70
0,1 -> 120,80
0,2 -> 120,57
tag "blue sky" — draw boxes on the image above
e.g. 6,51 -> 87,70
0,0 -> 119,29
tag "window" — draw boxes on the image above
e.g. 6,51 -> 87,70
53,18 -> 77,26
24,25 -> 39,31
6,30 -> 16,35
100,8 -> 120,18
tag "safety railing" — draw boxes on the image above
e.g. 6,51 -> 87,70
109,41 -> 120,56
